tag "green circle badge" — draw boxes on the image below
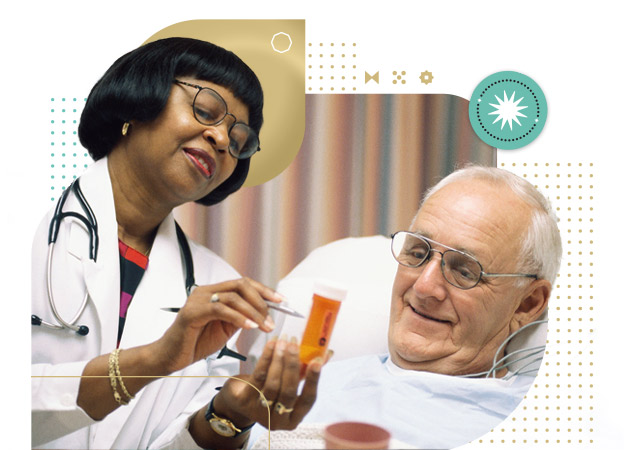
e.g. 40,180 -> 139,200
469,71 -> 547,150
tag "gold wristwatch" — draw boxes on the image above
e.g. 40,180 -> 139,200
205,396 -> 255,438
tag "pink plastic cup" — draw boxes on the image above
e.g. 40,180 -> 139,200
323,421 -> 391,449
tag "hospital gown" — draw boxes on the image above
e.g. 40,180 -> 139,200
250,354 -> 533,449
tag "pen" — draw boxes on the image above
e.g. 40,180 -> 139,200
161,300 -> 305,318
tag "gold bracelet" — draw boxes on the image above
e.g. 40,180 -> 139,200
108,349 -> 128,405
114,348 -> 135,402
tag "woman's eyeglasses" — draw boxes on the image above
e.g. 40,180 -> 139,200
174,80 -> 260,160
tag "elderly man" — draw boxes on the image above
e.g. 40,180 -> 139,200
248,165 -> 562,449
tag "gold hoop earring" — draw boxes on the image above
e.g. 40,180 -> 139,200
122,122 -> 130,136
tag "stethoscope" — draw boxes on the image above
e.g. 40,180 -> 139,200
31,179 -> 97,336
30,178 -> 246,360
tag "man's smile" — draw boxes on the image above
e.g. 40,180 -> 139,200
409,304 -> 451,324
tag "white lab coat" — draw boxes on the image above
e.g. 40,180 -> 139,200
31,158 -> 241,449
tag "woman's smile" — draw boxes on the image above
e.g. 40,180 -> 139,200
183,147 -> 216,179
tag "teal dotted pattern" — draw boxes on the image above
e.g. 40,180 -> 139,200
49,97 -> 92,201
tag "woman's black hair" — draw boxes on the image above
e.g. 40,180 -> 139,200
78,37 -> 263,206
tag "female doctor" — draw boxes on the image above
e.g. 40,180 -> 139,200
31,38 -> 322,449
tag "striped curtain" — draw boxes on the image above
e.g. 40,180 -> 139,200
176,94 -> 495,286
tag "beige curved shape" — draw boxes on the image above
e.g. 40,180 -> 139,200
145,20 -> 305,187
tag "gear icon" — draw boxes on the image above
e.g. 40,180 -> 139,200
419,70 -> 434,85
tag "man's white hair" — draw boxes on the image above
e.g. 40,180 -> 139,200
417,165 -> 562,285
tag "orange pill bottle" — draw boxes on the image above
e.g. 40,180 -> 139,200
299,281 -> 347,373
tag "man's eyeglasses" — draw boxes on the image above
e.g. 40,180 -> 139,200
390,231 -> 538,290
174,80 -> 260,159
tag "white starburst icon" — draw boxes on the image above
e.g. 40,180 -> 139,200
488,90 -> 528,130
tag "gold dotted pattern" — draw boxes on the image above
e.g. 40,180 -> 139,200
306,42 -> 358,92
472,162 -> 595,446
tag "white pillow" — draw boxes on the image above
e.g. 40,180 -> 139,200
504,309 -> 548,375
275,235 -> 396,362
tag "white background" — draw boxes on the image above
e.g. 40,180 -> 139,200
2,1 -> 628,448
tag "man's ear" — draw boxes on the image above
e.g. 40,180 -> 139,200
510,279 -> 551,333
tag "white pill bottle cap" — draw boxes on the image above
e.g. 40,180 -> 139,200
313,279 -> 348,302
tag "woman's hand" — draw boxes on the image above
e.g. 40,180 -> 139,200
154,277 -> 282,373
78,277 -> 282,422
211,336 -> 326,431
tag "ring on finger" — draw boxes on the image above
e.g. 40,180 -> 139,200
259,397 -> 273,409
210,293 -> 220,303
274,402 -> 294,415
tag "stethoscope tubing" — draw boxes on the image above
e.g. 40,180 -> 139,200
33,179 -> 95,336
44,241 -> 90,334
48,180 -> 99,260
